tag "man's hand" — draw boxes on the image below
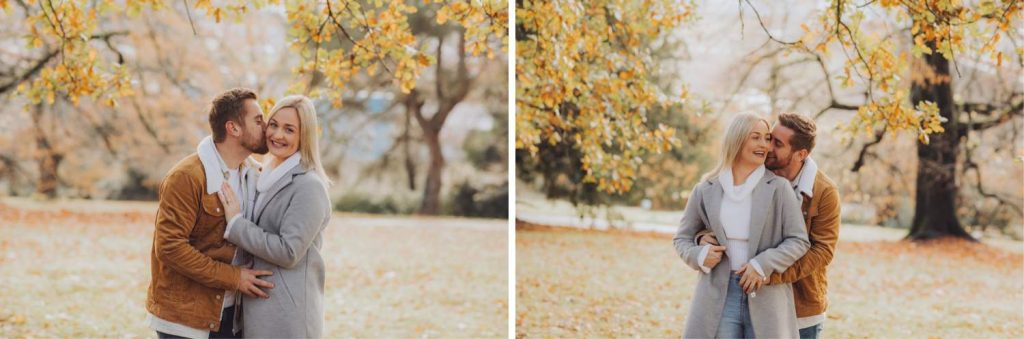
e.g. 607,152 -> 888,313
736,263 -> 765,295
698,233 -> 720,246
239,268 -> 274,299
703,245 -> 726,269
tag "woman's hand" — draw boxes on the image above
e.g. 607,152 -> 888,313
703,245 -> 726,269
736,263 -> 766,295
217,182 -> 242,222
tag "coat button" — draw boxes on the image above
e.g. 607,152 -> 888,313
216,295 -> 222,300
216,207 -> 221,212
209,324 -> 215,329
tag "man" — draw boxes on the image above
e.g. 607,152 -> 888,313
146,88 -> 274,339
696,113 -> 841,339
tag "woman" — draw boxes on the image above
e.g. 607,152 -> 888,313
218,95 -> 332,338
673,113 -> 809,338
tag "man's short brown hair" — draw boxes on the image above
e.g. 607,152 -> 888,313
209,88 -> 257,142
777,113 -> 817,152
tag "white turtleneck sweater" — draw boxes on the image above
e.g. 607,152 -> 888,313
697,165 -> 766,278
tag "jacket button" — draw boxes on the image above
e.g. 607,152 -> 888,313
216,207 -> 221,212
209,324 -> 215,329
216,295 -> 222,300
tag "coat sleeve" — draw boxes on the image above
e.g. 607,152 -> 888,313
750,182 -> 810,277
674,184 -> 709,271
226,177 -> 330,269
154,170 -> 241,290
769,186 -> 840,284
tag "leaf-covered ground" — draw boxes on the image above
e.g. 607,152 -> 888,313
0,199 -> 508,337
515,222 -> 1024,338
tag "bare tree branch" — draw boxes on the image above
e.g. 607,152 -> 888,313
851,127 -> 886,172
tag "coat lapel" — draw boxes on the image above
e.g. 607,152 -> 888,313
242,167 -> 259,220
701,179 -> 729,249
747,175 -> 776,256
254,165 -> 307,223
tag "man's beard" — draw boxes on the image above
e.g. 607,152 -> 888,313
242,130 -> 268,155
765,153 -> 791,171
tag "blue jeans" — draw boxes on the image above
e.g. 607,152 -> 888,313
799,323 -> 823,339
716,272 -> 754,338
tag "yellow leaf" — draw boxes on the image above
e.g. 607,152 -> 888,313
437,9 -> 448,24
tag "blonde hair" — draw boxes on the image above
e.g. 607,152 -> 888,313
265,95 -> 332,186
700,113 -> 772,182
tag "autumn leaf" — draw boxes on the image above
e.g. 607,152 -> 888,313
516,0 -> 695,195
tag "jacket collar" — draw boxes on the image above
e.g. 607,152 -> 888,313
792,157 -> 817,199
254,164 -> 308,222
196,135 -> 260,195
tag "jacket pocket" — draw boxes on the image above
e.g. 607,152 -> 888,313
272,267 -> 299,309
193,193 -> 225,236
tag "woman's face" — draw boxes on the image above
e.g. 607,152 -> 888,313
266,107 -> 301,159
737,121 -> 771,167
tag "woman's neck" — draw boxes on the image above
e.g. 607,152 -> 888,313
731,162 -> 759,186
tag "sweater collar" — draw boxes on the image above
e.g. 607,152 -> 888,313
257,152 -> 302,193
719,165 -> 765,201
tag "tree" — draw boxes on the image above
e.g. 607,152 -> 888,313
1,0 -> 506,203
755,0 -> 1022,240
285,0 -> 505,215
515,0 -> 696,202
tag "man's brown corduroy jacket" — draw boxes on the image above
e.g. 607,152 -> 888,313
146,154 -> 241,332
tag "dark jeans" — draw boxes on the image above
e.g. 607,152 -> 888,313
156,307 -> 239,339
156,332 -> 186,339
799,323 -> 823,339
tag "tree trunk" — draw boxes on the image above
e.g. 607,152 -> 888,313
31,103 -> 62,199
419,127 -> 445,215
907,41 -> 973,241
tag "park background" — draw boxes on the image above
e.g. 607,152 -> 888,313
515,0 -> 1023,337
0,0 -> 508,337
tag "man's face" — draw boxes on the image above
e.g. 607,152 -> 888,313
765,124 -> 796,171
238,99 -> 268,155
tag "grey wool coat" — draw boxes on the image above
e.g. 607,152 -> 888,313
226,165 -> 331,339
673,170 -> 810,338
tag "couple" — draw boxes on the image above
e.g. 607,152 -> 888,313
145,88 -> 333,338
674,113 -> 842,338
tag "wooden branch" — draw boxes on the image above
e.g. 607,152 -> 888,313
0,48 -> 58,95
816,100 -> 861,119
407,89 -> 427,127
435,34 -> 445,102
962,100 -> 1024,131
182,0 -> 198,35
742,0 -> 801,46
963,136 -> 1024,215
430,32 -> 472,128
851,127 -> 885,172
0,31 -> 128,96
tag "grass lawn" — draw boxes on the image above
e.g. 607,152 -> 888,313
0,198 -> 508,338
515,222 -> 1024,338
